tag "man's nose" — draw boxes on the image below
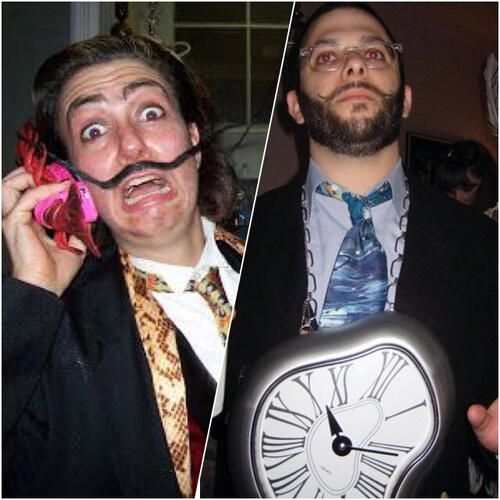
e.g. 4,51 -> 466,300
118,123 -> 147,161
341,50 -> 368,79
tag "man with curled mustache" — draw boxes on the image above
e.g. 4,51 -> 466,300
3,34 -> 244,497
214,3 -> 497,498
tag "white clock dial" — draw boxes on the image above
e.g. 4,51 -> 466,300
227,313 -> 455,498
253,347 -> 436,498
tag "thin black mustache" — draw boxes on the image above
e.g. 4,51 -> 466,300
17,136 -> 203,189
63,142 -> 201,189
17,124 -> 235,190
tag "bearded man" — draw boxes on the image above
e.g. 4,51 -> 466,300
210,3 -> 498,498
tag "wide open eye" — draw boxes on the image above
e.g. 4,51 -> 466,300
81,123 -> 108,141
139,106 -> 165,122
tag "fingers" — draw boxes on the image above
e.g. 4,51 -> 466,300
16,181 -> 70,212
66,235 -> 88,255
3,165 -> 30,182
2,167 -> 35,216
3,181 -> 70,225
467,404 -> 488,430
468,400 -> 499,453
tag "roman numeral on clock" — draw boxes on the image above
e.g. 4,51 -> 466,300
314,487 -> 325,498
268,463 -> 310,497
291,372 -> 322,418
368,440 -> 414,454
265,392 -> 314,432
360,454 -> 396,478
353,471 -> 386,497
385,399 -> 428,421
262,433 -> 306,470
361,351 -> 408,401
328,363 -> 351,406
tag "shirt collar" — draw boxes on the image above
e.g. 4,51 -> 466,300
129,217 -> 230,292
304,157 -> 407,220
198,217 -> 232,270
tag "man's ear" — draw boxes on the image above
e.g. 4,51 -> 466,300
188,123 -> 201,169
402,85 -> 412,118
286,90 -> 305,124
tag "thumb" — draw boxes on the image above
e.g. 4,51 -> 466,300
467,401 -> 498,453
468,404 -> 490,432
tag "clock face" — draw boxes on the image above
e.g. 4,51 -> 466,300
253,346 -> 435,498
228,313 -> 455,498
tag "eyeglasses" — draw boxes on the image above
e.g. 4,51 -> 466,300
299,42 -> 403,72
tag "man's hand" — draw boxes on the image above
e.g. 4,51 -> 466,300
3,167 -> 86,297
467,399 -> 498,454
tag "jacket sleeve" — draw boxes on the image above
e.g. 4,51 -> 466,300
2,276 -> 66,436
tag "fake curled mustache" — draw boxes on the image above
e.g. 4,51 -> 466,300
17,137 -> 203,189
17,121 -> 243,189
48,141 -> 202,189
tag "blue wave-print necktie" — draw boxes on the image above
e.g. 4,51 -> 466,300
316,181 -> 393,327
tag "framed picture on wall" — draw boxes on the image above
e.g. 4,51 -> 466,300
406,132 -> 453,186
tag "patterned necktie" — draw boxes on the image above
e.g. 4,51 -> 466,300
137,267 -> 232,344
120,253 -> 192,498
184,267 -> 232,343
316,181 -> 393,327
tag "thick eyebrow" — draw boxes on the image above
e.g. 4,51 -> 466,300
122,79 -> 170,100
66,94 -> 104,128
360,34 -> 390,44
65,78 -> 171,128
311,34 -> 389,47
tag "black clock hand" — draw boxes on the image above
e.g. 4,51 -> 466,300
326,406 -> 397,458
326,406 -> 354,457
347,445 -> 398,457
325,406 -> 343,437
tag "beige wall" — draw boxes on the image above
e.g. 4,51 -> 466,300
259,2 -> 498,194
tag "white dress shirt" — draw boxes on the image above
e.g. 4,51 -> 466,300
130,217 -> 239,382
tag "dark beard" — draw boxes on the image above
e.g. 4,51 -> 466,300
297,82 -> 405,157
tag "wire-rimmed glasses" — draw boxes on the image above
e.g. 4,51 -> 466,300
299,42 -> 403,72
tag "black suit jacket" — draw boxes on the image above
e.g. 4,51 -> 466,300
3,240 -> 241,497
216,176 -> 497,497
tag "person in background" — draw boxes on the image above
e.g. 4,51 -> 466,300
3,34 -> 244,497
432,139 -> 498,220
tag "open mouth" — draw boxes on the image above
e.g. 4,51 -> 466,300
123,173 -> 172,206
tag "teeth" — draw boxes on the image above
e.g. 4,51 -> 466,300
124,183 -> 171,206
125,174 -> 159,190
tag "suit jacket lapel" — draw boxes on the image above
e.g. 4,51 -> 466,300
68,248 -> 180,497
262,184 -> 307,343
395,181 -> 453,323
260,178 -> 452,338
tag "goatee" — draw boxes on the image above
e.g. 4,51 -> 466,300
297,82 -> 405,157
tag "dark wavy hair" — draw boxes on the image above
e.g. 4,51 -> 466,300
32,34 -> 239,224
432,139 -> 498,212
284,2 -> 405,93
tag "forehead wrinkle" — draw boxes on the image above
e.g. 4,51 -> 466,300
64,78 -> 172,132
122,79 -> 171,101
